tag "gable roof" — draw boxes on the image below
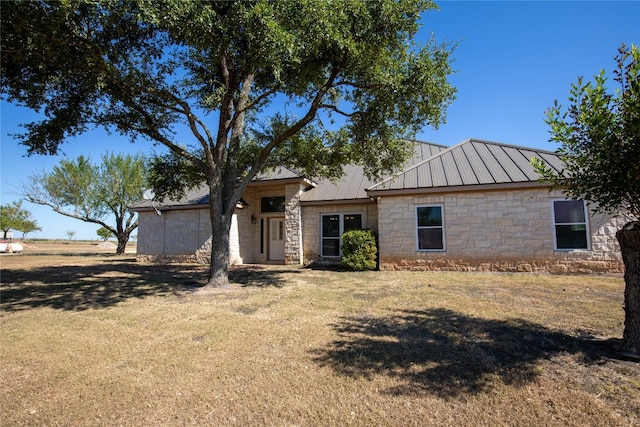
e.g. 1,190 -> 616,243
129,139 -> 562,212
128,185 -> 209,211
299,140 -> 447,204
128,166 -> 308,211
366,139 -> 563,195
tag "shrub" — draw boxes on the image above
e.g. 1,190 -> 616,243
341,229 -> 377,271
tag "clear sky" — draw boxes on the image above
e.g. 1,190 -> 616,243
1,1 -> 639,241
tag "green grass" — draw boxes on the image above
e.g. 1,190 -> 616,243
1,251 -> 638,426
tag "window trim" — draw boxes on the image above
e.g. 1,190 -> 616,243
320,212 -> 363,258
415,204 -> 446,252
551,199 -> 591,251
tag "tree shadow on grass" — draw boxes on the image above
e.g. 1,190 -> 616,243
1,261 -> 297,311
312,308 -> 618,398
0,260 -> 207,312
229,266 -> 299,288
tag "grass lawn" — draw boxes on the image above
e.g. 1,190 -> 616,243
1,244 -> 639,426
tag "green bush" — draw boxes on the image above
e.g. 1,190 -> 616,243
341,229 -> 377,271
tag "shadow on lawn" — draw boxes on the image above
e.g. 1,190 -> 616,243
229,266 -> 297,288
0,262 -> 290,311
312,308 -> 617,398
0,261 -> 205,311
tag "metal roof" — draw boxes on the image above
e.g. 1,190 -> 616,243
299,141 -> 447,203
129,167 -> 305,211
128,185 -> 210,210
130,139 -> 562,211
366,139 -> 564,193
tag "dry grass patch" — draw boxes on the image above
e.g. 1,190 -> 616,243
1,249 -> 638,426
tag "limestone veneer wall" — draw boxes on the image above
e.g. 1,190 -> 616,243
284,183 -> 304,264
136,181 -> 309,265
136,207 -> 245,264
301,202 -> 378,262
136,208 -> 211,262
376,188 -> 625,273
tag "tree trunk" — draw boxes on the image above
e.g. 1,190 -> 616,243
206,198 -> 233,288
115,234 -> 129,255
616,221 -> 640,356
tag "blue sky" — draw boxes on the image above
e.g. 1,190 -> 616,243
1,1 -> 639,240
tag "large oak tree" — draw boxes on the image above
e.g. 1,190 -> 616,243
1,0 -> 456,286
535,44 -> 640,356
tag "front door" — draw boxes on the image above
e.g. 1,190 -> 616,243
268,218 -> 285,261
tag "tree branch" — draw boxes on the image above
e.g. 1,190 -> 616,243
319,103 -> 362,118
234,63 -> 344,199
25,195 -> 114,232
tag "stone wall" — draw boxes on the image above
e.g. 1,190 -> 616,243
135,182 -> 309,265
284,183 -> 304,264
301,202 -> 378,263
376,188 -> 625,273
136,208 -> 212,259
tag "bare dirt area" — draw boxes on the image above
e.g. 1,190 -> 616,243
1,245 -> 639,426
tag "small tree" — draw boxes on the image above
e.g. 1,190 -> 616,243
341,229 -> 378,271
65,230 -> 76,241
535,44 -> 640,356
18,219 -> 41,240
96,227 -> 113,241
0,200 -> 40,239
25,152 -> 148,254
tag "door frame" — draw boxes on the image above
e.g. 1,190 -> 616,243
267,216 -> 285,262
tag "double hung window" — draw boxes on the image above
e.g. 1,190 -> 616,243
416,205 -> 445,251
321,213 -> 362,257
552,200 -> 590,250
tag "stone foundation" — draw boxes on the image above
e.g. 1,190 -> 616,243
136,254 -> 199,263
379,256 -> 624,274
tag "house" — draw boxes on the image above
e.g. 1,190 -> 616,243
129,139 -> 626,273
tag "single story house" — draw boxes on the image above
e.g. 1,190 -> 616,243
129,139 -> 626,273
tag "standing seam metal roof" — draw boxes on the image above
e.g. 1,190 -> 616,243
129,139 -> 562,210
299,140 -> 447,203
366,139 -> 564,192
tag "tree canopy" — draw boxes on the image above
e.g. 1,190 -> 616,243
0,200 -> 41,239
1,0 -> 456,285
535,44 -> 640,356
97,226 -> 114,241
25,152 -> 148,254
535,44 -> 640,218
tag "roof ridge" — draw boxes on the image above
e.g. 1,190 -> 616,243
366,138 -> 560,192
465,138 -> 559,156
408,138 -> 449,149
367,141 -> 461,191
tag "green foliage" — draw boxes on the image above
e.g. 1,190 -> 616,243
534,44 -> 640,355
341,229 -> 377,271
2,0 -> 456,284
534,44 -> 640,218
96,227 -> 114,241
25,152 -> 148,254
147,150 -> 206,202
0,200 -> 41,239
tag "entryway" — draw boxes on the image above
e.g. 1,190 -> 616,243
268,217 -> 285,261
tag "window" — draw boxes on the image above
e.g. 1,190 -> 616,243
321,213 -> 362,257
261,196 -> 285,213
416,205 -> 445,251
552,200 -> 589,250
